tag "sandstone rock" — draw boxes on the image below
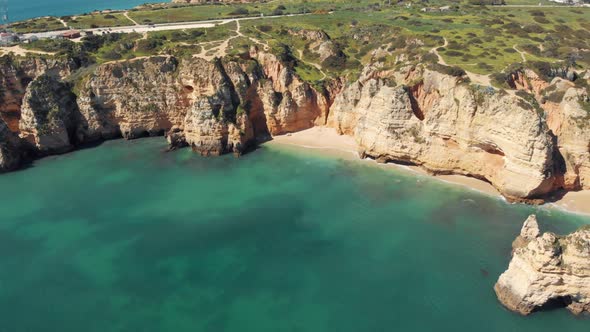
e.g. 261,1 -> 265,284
0,50 -> 587,204
495,216 -> 590,315
253,48 -> 329,134
327,67 -> 556,200
0,55 -> 77,134
544,85 -> 590,191
287,28 -> 339,62
0,118 -> 24,172
77,56 -> 185,142
521,215 -> 541,240
74,51 -> 327,154
512,214 -> 541,249
19,74 -> 80,153
509,69 -> 549,97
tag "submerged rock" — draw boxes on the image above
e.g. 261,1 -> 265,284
494,215 -> 590,315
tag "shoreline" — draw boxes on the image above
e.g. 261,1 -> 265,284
265,127 -> 590,217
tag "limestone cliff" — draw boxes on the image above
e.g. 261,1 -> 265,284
31,50 -> 328,157
0,55 -> 78,133
19,74 -> 80,154
544,83 -> 590,191
253,47 -> 330,134
76,56 -> 185,141
0,118 -> 25,172
1,50 -> 589,202
495,215 -> 590,315
0,57 -> 27,132
328,67 -> 556,200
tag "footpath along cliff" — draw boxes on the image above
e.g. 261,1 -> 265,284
0,47 -> 589,202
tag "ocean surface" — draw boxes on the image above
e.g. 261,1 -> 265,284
7,0 -> 164,23
0,137 -> 589,332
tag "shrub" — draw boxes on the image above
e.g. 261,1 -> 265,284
323,54 -> 347,71
258,25 -> 272,33
445,50 -> 464,57
544,90 -> 566,103
136,39 -> 163,53
430,63 -> 467,77
490,72 -> 511,89
229,8 -> 249,16
533,16 -> 550,24
102,49 -> 122,60
523,24 -> 544,34
421,52 -> 439,64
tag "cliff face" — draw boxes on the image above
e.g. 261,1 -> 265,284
0,55 -> 78,134
254,49 -> 330,135
76,56 -> 185,142
0,118 -> 25,171
0,51 -> 588,202
495,215 -> 590,315
19,74 -> 80,153
0,58 -> 28,132
44,51 -> 327,156
328,67 -> 556,200
544,84 -> 590,191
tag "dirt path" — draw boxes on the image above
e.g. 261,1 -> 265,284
431,37 -> 491,86
297,49 -> 327,80
513,44 -> 527,63
193,20 -> 270,61
58,18 -> 69,28
0,45 -> 55,56
192,20 -> 240,61
102,55 -> 153,65
466,72 -> 492,87
124,12 -> 140,26
430,37 -> 448,66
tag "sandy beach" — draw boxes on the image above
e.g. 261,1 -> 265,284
266,127 -> 590,216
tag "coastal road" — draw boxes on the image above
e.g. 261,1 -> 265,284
22,13 -> 310,39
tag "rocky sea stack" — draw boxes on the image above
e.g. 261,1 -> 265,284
495,215 -> 590,315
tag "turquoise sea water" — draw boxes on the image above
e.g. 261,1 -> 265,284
8,0 -> 163,23
0,137 -> 589,332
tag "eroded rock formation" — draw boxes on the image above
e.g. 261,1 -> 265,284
19,74 -> 80,153
0,50 -> 589,203
1,49 -> 329,159
495,215 -> 590,315
0,118 -> 25,171
328,67 -> 557,200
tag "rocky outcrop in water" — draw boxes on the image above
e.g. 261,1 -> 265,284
495,215 -> 590,315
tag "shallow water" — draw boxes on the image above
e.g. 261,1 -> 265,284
8,0 -> 162,23
0,137 -> 588,332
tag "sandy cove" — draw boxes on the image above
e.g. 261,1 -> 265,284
265,127 -> 590,216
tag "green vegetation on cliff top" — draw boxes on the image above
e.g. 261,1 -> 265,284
7,0 -> 590,85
